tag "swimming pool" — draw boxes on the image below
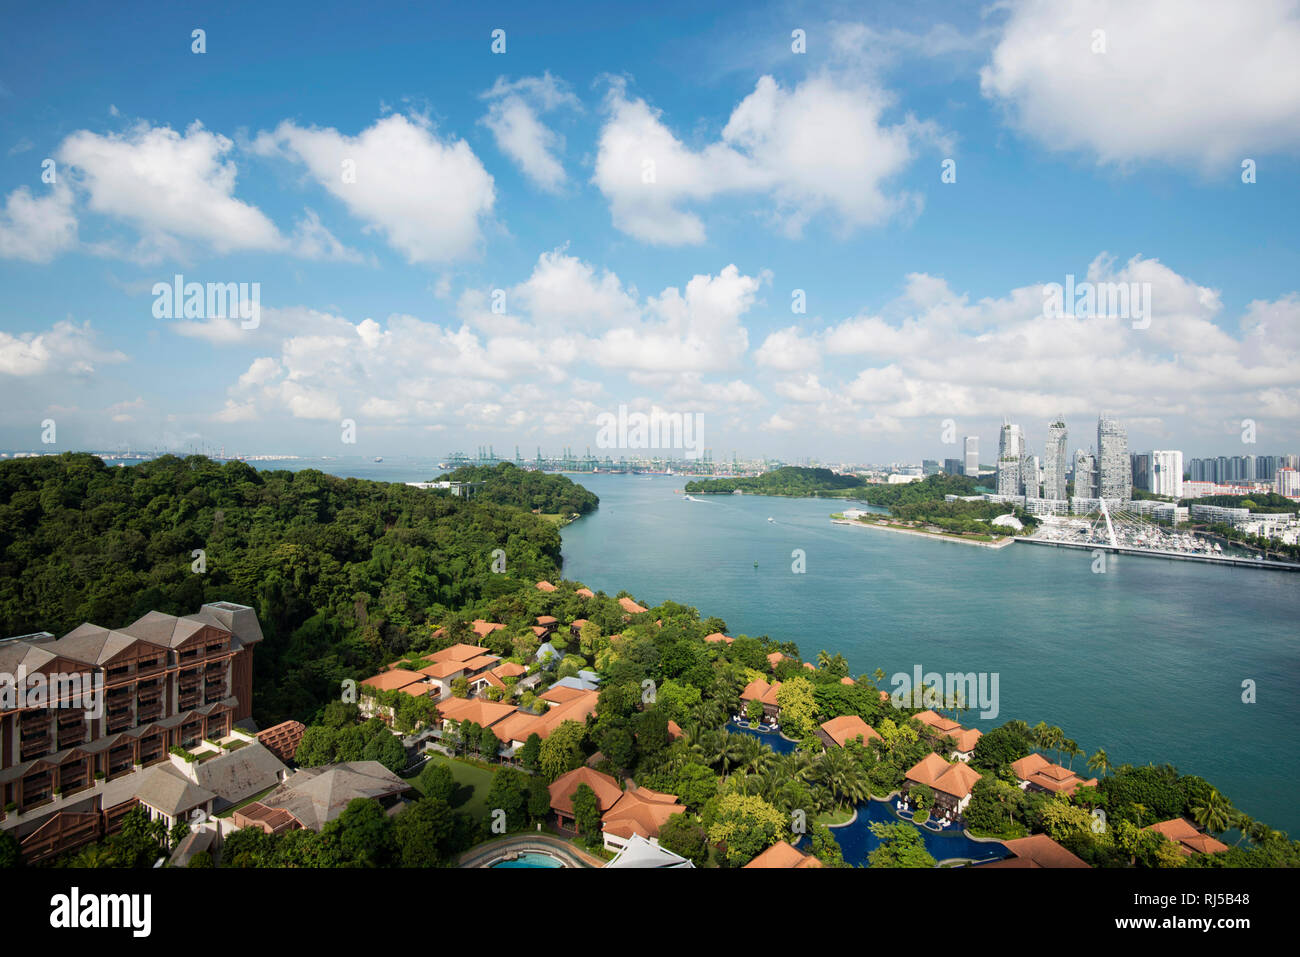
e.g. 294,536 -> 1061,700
489,851 -> 565,868
726,721 -> 799,754
819,798 -> 1009,867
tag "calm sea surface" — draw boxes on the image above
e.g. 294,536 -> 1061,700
557,473 -> 1300,836
124,459 -> 1298,834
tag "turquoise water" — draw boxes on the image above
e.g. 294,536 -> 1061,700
489,852 -> 564,868
560,474 -> 1300,836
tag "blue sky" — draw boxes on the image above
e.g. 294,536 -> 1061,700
1,0 -> 1298,462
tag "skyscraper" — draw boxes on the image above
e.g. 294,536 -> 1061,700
1074,449 -> 1096,499
997,420 -> 1024,496
964,436 -> 979,476
1150,450 -> 1184,498
1131,452 -> 1151,491
1097,414 -> 1132,501
1043,418 -> 1068,501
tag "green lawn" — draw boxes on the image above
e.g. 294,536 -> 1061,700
814,804 -> 857,827
409,753 -> 495,818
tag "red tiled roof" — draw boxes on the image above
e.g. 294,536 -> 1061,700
430,642 -> 491,663
360,670 -> 427,693
705,633 -> 734,644
1145,818 -> 1230,855
256,720 -> 306,763
743,841 -> 824,868
619,597 -> 648,614
984,833 -> 1091,868
819,715 -> 881,748
536,580 -> 557,592
904,753 -> 982,800
549,766 -> 622,816
576,588 -> 594,598
601,783 -> 684,840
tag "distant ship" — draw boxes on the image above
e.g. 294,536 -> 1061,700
374,456 -> 383,463
767,517 -> 774,523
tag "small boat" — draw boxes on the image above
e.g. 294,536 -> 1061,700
374,456 -> 383,463
767,517 -> 774,523
753,561 -> 759,568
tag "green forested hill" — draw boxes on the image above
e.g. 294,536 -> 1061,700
0,453 -> 569,723
436,461 -> 599,515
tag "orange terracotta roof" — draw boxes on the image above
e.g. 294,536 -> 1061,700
419,660 -> 470,680
666,720 -> 684,741
743,840 -> 824,868
619,597 -> 648,614
904,753 -> 982,799
458,654 -> 500,673
766,652 -> 786,667
1012,754 -> 1097,795
575,587 -> 595,598
537,615 -> 558,625
491,661 -> 527,679
705,632 -> 734,644
473,671 -> 506,690
430,642 -> 492,663
819,715 -> 881,748
536,581 -> 557,592
541,685 -> 588,704
570,619 -> 589,630
990,833 -> 1091,868
1145,818 -> 1229,855
914,710 -> 963,734
549,766 -> 622,816
1011,753 -> 1052,780
840,676 -> 855,685
601,784 -> 684,840
470,621 -> 505,639
360,670 -> 427,693
436,697 -> 517,728
950,727 -> 983,754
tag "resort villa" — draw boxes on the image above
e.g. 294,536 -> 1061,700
740,678 -> 783,722
817,715 -> 881,750
547,766 -> 685,852
705,633 -> 734,645
912,710 -> 983,762
1144,817 -> 1230,856
903,753 -> 982,816
980,833 -> 1091,868
1011,753 -> 1099,797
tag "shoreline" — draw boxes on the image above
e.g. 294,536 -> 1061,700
831,518 -> 1015,549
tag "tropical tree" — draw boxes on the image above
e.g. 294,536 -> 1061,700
1087,749 -> 1112,779
1190,788 -> 1233,835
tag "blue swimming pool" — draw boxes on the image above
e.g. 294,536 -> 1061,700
489,852 -> 565,868
726,721 -> 799,754
818,798 -> 1009,867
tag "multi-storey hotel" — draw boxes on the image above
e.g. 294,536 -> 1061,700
0,602 -> 262,857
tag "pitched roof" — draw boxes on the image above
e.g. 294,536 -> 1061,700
766,651 -> 786,666
904,753 -> 982,799
743,840 -> 824,868
254,761 -> 412,831
536,616 -> 558,625
360,670 -> 428,693
470,621 -> 505,639
819,715 -> 881,748
436,697 -> 518,728
984,833 -> 1091,868
575,587 -> 595,598
1011,753 -> 1096,795
535,580 -> 557,592
704,633 -> 734,644
193,742 -> 288,804
601,783 -> 684,840
134,765 -> 217,817
431,642 -> 491,663
1145,818 -> 1229,855
840,676 -> 855,685
618,597 -> 648,614
492,661 -> 528,679
548,766 -> 622,815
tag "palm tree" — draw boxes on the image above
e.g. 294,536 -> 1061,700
816,650 -> 832,670
1190,788 -> 1233,835
1230,812 -> 1254,847
815,746 -> 871,808
1087,748 -> 1112,779
1063,740 -> 1082,770
710,732 -> 745,778
873,668 -> 886,684
735,735 -> 775,776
